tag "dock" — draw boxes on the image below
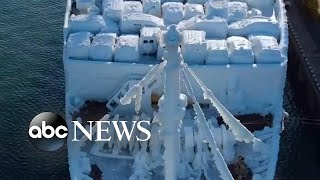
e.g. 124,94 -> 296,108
286,0 -> 320,118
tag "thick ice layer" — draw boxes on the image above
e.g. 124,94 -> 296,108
89,33 -> 116,61
228,17 -> 280,39
178,16 -> 228,39
184,3 -> 204,20
227,36 -> 254,64
69,14 -> 106,34
114,35 -> 140,63
228,2 -> 248,23
102,0 -> 123,22
249,35 -> 283,63
206,40 -> 228,65
181,30 -> 207,65
205,0 -> 228,19
162,2 -> 184,25
139,27 -> 161,55
142,0 -> 161,17
246,0 -> 274,16
120,13 -> 164,34
67,32 -> 92,59
123,1 -> 143,15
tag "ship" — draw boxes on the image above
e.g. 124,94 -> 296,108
63,0 -> 288,179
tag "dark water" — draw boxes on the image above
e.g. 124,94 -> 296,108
0,0 -> 69,179
0,0 -> 314,180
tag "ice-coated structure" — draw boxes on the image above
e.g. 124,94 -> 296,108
66,32 -> 92,59
63,0 -> 289,179
102,0 -> 123,22
139,27 -> 161,55
89,33 -> 116,61
206,39 -> 229,65
142,0 -> 161,17
162,2 -> 184,25
184,3 -> 204,20
181,30 -> 207,64
114,35 -> 140,63
120,13 -> 164,34
123,1 -> 143,15
227,36 -> 254,64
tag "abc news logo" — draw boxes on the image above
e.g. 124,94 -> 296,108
28,112 -> 151,151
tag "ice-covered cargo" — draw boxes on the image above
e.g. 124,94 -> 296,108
69,14 -> 106,34
123,1 -> 143,15
75,0 -> 95,11
162,2 -> 184,25
227,36 -> 254,64
181,30 -> 207,65
87,5 -> 100,15
139,27 -> 161,55
120,13 -> 164,34
249,36 -> 283,63
205,0 -> 228,19
184,3 -> 204,20
102,0 -> 123,22
228,2 -> 248,23
142,0 -> 161,17
101,19 -> 120,35
157,30 -> 166,61
245,0 -> 274,16
114,35 -> 140,62
178,16 -> 228,39
206,40 -> 229,65
228,17 -> 281,40
89,33 -> 116,61
67,32 -> 92,60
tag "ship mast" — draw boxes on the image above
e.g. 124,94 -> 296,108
161,25 -> 183,180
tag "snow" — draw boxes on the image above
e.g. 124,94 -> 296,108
228,17 -> 281,40
69,14 -> 106,34
139,27 -> 161,55
206,39 -> 229,65
181,30 -> 207,65
178,16 -> 228,39
205,0 -> 228,19
114,35 -> 140,63
89,33 -> 116,61
67,32 -> 92,60
142,0 -> 161,17
249,35 -> 283,63
184,3 -> 204,20
102,0 -> 123,22
228,2 -> 248,23
162,2 -> 184,25
227,36 -> 254,64
120,13 -> 164,34
123,1 -> 143,15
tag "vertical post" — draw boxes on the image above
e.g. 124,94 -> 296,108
161,25 -> 183,180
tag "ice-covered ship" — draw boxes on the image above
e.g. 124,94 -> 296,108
63,0 -> 288,179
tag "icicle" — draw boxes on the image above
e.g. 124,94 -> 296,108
183,64 -> 256,143
181,68 -> 234,180
120,60 -> 167,111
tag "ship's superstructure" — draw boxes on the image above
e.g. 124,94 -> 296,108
63,0 -> 288,179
